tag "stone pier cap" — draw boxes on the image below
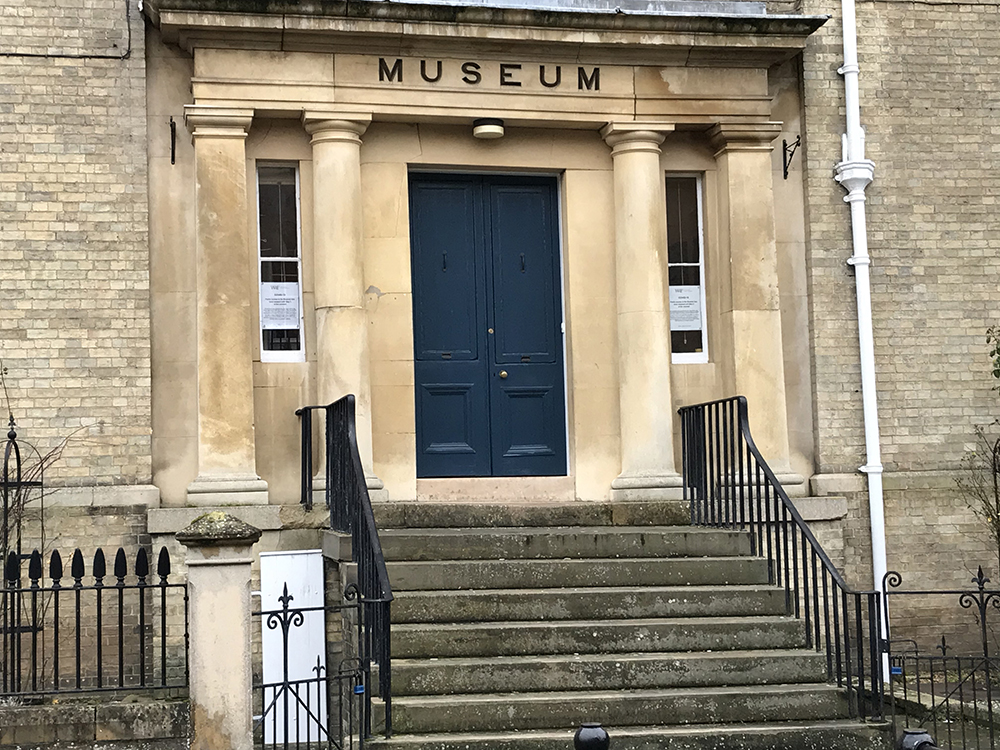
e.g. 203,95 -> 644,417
176,511 -> 263,548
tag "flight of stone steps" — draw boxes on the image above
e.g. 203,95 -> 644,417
368,501 -> 890,750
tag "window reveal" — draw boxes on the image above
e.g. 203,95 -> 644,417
666,176 -> 707,362
257,165 -> 304,361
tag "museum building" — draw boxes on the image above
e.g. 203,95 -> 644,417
143,0 -> 826,512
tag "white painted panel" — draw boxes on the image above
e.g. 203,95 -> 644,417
259,550 -> 327,745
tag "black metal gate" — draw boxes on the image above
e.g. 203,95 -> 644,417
253,582 -> 368,750
884,567 -> 1000,749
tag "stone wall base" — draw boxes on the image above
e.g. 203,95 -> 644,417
0,700 -> 189,750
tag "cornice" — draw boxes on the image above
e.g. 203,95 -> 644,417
145,0 -> 827,68
707,121 -> 782,155
184,105 -> 254,137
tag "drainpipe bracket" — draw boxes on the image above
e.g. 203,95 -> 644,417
859,463 -> 884,475
837,63 -> 860,76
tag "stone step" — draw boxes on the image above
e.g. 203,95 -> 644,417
379,526 -> 753,561
378,683 -> 850,734
392,616 -> 807,658
391,584 -> 787,623
372,500 -> 688,529
387,556 -> 770,591
391,649 -> 829,695
369,720 -> 890,750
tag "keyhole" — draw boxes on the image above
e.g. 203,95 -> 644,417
520,254 -> 526,273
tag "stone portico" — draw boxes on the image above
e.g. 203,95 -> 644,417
144,0 -> 822,509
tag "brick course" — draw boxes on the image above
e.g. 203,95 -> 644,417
0,0 -> 150,488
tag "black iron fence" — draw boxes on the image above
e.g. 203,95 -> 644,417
884,567 -> 1000,749
253,582 -> 368,750
296,395 -> 393,738
2,417 -> 44,570
679,396 -> 885,721
1,545 -> 188,697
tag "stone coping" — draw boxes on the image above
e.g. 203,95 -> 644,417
148,505 -> 283,534
146,0 -> 828,64
0,699 -> 190,746
175,511 -> 263,547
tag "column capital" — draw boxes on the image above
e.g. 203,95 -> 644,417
184,105 -> 253,139
303,112 -> 373,145
708,121 -> 783,156
601,121 -> 674,156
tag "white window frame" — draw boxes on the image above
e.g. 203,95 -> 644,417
667,173 -> 709,365
256,162 -> 306,364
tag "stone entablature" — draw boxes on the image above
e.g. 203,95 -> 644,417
146,0 -> 825,126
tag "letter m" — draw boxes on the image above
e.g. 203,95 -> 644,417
577,67 -> 600,91
379,58 -> 403,83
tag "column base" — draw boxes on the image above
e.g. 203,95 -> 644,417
774,472 -> 807,497
312,474 -> 388,504
609,472 -> 684,502
187,474 -> 269,506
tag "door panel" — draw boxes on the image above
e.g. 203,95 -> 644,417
489,181 -> 560,364
410,173 -> 566,478
410,176 -> 491,477
410,179 -> 483,361
486,178 -> 566,476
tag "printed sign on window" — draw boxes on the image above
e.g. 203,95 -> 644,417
669,286 -> 702,331
261,283 -> 300,330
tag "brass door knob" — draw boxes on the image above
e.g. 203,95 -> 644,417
499,370 -> 508,379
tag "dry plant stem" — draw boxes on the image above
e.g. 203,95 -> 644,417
957,327 -> 1000,577
958,425 -> 1000,578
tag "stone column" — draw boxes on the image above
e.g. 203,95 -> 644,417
177,511 -> 262,750
302,114 -> 382,491
184,105 -> 268,505
601,122 -> 682,502
709,122 -> 801,488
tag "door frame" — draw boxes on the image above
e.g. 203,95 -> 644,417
407,168 -> 571,478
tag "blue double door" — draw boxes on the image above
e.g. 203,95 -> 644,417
409,173 -> 567,478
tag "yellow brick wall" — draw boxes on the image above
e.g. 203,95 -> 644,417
801,0 -> 1000,475
0,0 -> 151,487
800,0 -> 1000,645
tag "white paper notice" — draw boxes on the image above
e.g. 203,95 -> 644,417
261,283 -> 300,330
669,286 -> 702,331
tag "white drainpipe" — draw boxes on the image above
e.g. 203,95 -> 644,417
833,0 -> 886,603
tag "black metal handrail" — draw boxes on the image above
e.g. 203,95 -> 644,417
679,396 -> 884,721
295,395 -> 393,738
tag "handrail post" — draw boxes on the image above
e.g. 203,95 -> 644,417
296,395 -> 394,739
300,408 -> 313,511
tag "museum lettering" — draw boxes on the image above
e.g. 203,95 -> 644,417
377,57 -> 601,91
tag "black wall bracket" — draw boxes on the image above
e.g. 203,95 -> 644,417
782,135 -> 801,180
169,116 -> 176,165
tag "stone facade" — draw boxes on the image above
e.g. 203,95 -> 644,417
4,0 -> 1000,657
